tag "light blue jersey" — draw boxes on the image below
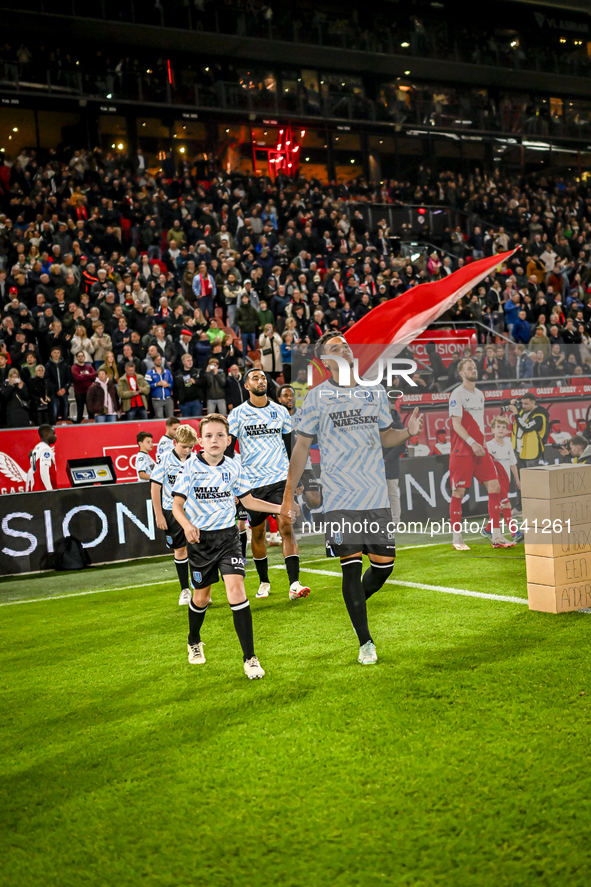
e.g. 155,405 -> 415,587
297,379 -> 393,513
135,451 -> 155,482
228,398 -> 291,489
172,453 -> 251,531
156,433 -> 176,464
150,447 -> 189,510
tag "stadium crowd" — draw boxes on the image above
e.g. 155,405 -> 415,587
2,146 -> 591,427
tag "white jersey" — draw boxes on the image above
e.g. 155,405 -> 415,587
172,452 -> 251,532
228,398 -> 291,489
297,379 -> 393,513
449,384 -> 486,455
156,434 -> 176,464
26,441 -> 56,491
135,451 -> 156,482
486,436 -> 517,480
150,447 -> 189,510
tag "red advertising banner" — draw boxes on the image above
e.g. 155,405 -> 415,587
407,329 -> 477,367
400,389 -> 590,453
400,383 -> 591,407
0,420 -> 202,496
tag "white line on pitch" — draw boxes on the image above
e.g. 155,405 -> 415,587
295,567 -> 528,605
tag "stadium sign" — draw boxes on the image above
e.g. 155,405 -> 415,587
0,483 -> 168,576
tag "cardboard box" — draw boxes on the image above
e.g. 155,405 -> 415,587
527,581 -> 591,613
521,495 -> 591,526
520,465 -> 591,501
524,523 -> 591,558
526,551 -> 591,587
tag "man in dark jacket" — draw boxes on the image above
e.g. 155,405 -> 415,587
226,364 -> 247,411
71,351 -> 97,423
45,347 -> 72,422
235,293 -> 259,358
174,353 -> 204,418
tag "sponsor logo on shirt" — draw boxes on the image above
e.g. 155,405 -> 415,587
329,409 -> 379,429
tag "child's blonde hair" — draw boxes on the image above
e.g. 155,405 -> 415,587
491,415 -> 509,430
175,424 -> 198,445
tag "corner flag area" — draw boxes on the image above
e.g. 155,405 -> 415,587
2,539 -> 590,887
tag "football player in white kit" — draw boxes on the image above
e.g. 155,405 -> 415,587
448,358 -> 515,550
483,415 -> 523,544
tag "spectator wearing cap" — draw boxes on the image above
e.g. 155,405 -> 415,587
173,328 -> 194,372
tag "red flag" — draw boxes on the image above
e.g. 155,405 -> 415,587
345,250 -> 517,377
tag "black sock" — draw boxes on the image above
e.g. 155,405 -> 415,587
230,599 -> 255,661
363,560 -> 394,600
175,557 -> 189,590
285,554 -> 299,585
341,558 -> 371,646
254,556 -> 269,583
188,600 -> 208,645
239,530 -> 248,559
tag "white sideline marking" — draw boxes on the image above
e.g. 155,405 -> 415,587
0,579 -> 175,607
294,567 -> 529,606
0,561 -> 326,607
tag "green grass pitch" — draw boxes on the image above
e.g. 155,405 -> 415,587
2,538 -> 591,887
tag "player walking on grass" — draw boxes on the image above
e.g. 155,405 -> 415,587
151,424 -> 195,606
227,368 -> 310,601
281,331 -> 423,666
172,416 -> 298,679
448,358 -> 515,551
482,415 -> 524,544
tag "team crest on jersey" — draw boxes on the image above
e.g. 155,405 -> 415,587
222,470 -> 230,483
193,571 -> 202,583
270,410 -> 277,418
334,530 -> 342,545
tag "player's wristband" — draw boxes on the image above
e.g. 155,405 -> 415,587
466,436 -> 475,447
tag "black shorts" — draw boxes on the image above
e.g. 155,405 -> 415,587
163,509 -> 187,550
187,525 -> 245,588
236,503 -> 248,522
324,507 -> 396,559
241,479 -> 285,528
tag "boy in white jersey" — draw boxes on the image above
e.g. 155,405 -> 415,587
156,416 -> 180,464
227,368 -> 310,602
483,415 -> 523,543
448,358 -> 515,550
172,415 -> 297,679
135,431 -> 155,482
281,331 -> 423,667
151,424 -> 195,606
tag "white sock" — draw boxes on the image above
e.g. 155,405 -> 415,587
453,531 -> 463,543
